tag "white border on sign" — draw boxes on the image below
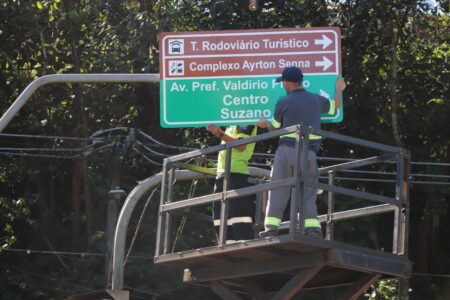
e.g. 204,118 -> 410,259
161,29 -> 341,125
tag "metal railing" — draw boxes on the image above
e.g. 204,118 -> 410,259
155,124 -> 410,257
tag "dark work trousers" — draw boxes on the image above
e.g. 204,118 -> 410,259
264,145 -> 319,231
213,173 -> 255,243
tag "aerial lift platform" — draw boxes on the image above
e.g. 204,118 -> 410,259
155,233 -> 410,300
150,125 -> 412,299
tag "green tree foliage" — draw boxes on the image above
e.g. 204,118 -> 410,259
0,0 -> 448,299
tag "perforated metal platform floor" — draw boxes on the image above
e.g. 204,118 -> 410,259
154,234 -> 411,299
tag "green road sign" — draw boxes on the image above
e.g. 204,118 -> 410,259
160,28 -> 342,128
160,75 -> 342,128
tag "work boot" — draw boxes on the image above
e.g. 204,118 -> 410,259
259,229 -> 279,238
304,228 -> 323,239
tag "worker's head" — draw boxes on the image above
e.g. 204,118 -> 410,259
276,66 -> 303,92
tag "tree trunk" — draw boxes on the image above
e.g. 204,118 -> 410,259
62,0 -> 90,251
417,203 -> 431,272
389,19 -> 403,147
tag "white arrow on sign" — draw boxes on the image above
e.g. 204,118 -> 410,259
314,34 -> 332,49
319,89 -> 331,99
315,56 -> 333,71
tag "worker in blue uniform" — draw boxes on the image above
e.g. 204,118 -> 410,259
257,66 -> 346,238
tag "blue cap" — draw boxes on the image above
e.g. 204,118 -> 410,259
276,66 -> 303,83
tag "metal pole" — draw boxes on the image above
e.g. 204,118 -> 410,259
400,153 -> 411,255
106,189 -> 125,288
113,173 -> 163,291
290,126 -> 302,234
398,152 -> 411,300
105,140 -> 125,288
163,168 -> 175,254
326,170 -> 335,240
393,151 -> 406,255
298,128 -> 310,235
219,144 -> 232,245
0,73 -> 159,132
155,163 -> 168,257
112,168 -> 269,290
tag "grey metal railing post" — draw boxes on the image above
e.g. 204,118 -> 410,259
155,163 -> 168,257
163,168 -> 175,254
402,152 -> 411,255
399,151 -> 410,255
290,126 -> 302,234
298,128 -> 310,235
398,151 -> 411,299
393,150 -> 410,255
219,144 -> 232,245
326,170 -> 335,240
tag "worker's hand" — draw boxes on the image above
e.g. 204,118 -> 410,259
336,78 -> 346,92
206,124 -> 223,137
256,117 -> 269,128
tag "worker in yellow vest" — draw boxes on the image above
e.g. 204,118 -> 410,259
206,124 -> 257,243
